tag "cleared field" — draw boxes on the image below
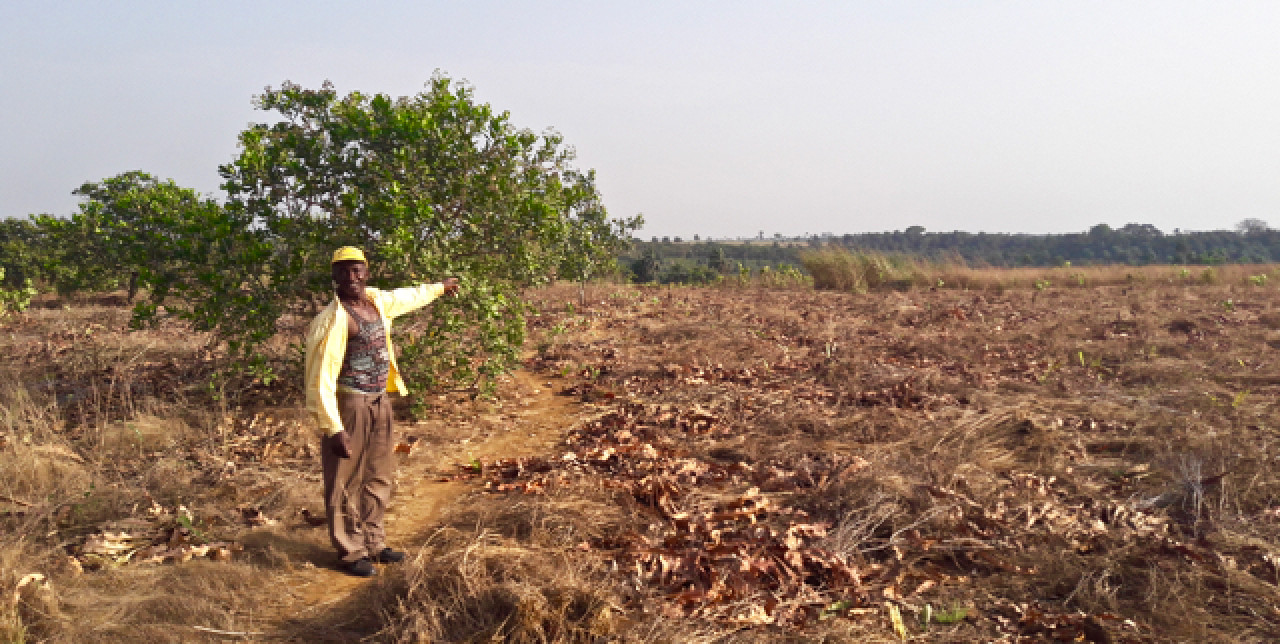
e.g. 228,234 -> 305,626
3,276 -> 1279,642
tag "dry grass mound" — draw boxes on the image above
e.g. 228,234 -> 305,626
376,535 -> 620,643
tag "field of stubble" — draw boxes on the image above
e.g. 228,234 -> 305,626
4,277 -> 1280,642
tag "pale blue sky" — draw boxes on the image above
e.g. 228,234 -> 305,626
3,1 -> 1278,237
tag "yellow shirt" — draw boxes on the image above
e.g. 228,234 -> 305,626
304,283 -> 446,435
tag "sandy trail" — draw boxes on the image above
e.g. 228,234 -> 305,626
251,367 -> 581,641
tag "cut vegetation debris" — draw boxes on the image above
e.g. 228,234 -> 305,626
4,275 -> 1280,642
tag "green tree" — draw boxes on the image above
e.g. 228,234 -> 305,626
707,246 -> 727,273
0,218 -> 46,289
146,76 -> 637,396
32,211 -> 119,296
1237,218 -> 1271,235
632,247 -> 660,283
70,172 -> 215,301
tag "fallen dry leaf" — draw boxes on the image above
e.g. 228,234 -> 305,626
887,602 -> 907,641
11,573 -> 47,607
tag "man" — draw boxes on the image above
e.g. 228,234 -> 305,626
304,246 -> 460,577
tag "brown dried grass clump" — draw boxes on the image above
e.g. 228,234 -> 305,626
0,296 -> 318,642
375,534 -> 621,643
36,561 -> 263,643
1,541 -> 63,643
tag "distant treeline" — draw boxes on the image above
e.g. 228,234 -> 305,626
817,222 -> 1278,266
622,221 -> 1279,283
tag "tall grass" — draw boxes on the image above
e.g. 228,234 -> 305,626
800,248 -> 932,292
800,247 -> 1280,293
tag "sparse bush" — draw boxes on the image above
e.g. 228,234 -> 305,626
0,268 -> 36,315
657,259 -> 720,285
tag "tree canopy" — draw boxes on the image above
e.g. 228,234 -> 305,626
174,76 -> 637,392
2,75 -> 639,399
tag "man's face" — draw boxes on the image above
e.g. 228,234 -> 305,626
332,260 -> 369,300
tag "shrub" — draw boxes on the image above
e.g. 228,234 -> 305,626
0,268 -> 36,315
658,260 -> 720,285
800,248 -> 925,292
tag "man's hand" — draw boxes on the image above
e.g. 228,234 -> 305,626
330,430 -> 352,458
442,277 -> 461,297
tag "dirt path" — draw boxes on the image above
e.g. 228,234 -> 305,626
252,368 -> 582,641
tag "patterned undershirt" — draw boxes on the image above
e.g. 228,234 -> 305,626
337,309 -> 390,393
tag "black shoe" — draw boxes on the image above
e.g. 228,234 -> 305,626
343,557 -> 377,577
372,547 -> 406,564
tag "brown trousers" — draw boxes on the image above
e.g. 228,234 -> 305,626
322,392 -> 395,563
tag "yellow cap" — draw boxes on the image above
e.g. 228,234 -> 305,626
331,246 -> 367,264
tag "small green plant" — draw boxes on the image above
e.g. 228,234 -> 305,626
922,603 -> 969,626
1232,390 -> 1249,408
1076,350 -> 1107,378
1222,299 -> 1235,312
820,599 -> 853,620
0,267 -> 37,315
1034,278 -> 1051,291
1177,267 -> 1192,280
1248,274 -> 1268,286
1037,359 -> 1060,384
174,511 -> 209,543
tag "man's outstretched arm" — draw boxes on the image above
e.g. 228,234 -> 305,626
378,278 -> 461,318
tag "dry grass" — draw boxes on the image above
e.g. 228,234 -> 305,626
375,534 -> 620,643
0,302 -> 316,643
509,279 -> 1280,641
5,275 -> 1280,641
801,246 -> 1280,293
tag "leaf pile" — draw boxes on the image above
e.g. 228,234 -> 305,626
467,400 -> 936,626
75,504 -> 241,569
511,283 -> 1280,640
